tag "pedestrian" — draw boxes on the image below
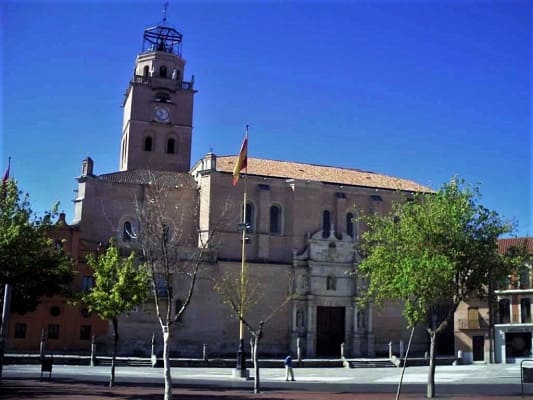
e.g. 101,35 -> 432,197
284,354 -> 295,381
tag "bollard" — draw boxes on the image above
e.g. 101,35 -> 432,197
202,344 -> 208,361
400,340 -> 404,359
39,328 -> 46,361
90,334 -> 96,366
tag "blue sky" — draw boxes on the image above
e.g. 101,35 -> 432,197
2,0 -> 531,236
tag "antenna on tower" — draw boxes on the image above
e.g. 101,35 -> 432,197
162,1 -> 169,24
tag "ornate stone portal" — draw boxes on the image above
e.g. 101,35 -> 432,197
291,227 -> 374,358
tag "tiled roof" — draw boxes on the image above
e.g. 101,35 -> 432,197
216,156 -> 431,192
498,238 -> 533,255
98,169 -> 196,188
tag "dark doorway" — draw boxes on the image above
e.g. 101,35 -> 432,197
506,332 -> 532,359
316,306 -> 345,356
472,335 -> 484,361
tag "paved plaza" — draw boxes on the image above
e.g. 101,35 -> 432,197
1,363 -> 530,399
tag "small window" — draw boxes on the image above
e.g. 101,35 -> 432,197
80,325 -> 92,341
14,323 -> 27,339
154,273 -> 171,298
521,298 -> 531,323
245,203 -> 255,233
50,306 -> 61,317
326,275 -> 336,291
346,212 -> 355,238
54,240 -> 63,250
322,210 -> 331,238
144,136 -> 153,152
81,276 -> 94,292
143,65 -> 149,77
123,221 -> 136,241
159,65 -> 167,78
48,324 -> 59,340
269,205 -> 282,234
167,138 -> 175,154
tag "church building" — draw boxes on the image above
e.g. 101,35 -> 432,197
9,21 -> 434,358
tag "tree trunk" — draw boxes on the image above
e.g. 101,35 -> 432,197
162,326 -> 172,400
427,330 -> 437,398
110,318 -> 119,387
253,336 -> 260,394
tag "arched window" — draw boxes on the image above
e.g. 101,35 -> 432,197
144,136 -> 153,152
322,210 -> 330,238
123,221 -> 134,241
346,212 -> 355,238
326,275 -> 336,291
167,138 -> 175,154
143,65 -> 149,77
159,65 -> 167,78
269,204 -> 282,234
499,299 -> 510,324
245,202 -> 254,232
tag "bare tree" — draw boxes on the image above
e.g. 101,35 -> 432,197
129,171 -> 216,400
214,268 -> 292,394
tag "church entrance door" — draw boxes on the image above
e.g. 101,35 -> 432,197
316,306 -> 345,356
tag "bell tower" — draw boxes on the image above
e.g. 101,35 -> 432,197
119,23 -> 195,172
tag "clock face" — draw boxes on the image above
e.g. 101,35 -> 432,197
154,107 -> 170,122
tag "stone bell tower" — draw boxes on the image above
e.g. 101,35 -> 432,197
119,23 -> 195,172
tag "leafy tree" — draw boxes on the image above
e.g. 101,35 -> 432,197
357,178 -> 517,398
0,180 -> 73,313
0,179 -> 73,380
83,240 -> 150,387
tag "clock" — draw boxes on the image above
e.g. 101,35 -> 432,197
154,106 -> 170,123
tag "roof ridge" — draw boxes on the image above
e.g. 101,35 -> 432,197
218,155 -> 376,175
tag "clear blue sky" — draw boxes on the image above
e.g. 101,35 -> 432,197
2,1 -> 531,237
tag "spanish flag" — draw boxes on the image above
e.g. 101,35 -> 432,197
232,135 -> 248,186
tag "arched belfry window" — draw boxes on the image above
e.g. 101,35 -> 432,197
144,136 -> 153,152
167,137 -> 176,154
143,65 -> 149,77
269,204 -> 282,234
322,210 -> 331,238
159,65 -> 167,78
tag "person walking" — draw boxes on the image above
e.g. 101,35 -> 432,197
284,354 -> 295,381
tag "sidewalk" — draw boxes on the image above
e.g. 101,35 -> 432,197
0,378 -> 524,400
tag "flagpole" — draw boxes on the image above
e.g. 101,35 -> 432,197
235,125 -> 249,378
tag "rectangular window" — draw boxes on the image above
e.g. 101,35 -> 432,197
48,324 -> 59,340
81,276 -> 94,291
14,323 -> 27,339
80,325 -> 92,341
467,307 -> 480,329
521,298 -> 531,323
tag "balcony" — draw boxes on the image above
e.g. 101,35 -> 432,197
458,318 -> 488,330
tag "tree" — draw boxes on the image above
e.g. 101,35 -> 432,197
130,172 -> 216,400
214,267 -> 291,394
0,179 -> 73,379
357,178 -> 517,398
82,240 -> 150,387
